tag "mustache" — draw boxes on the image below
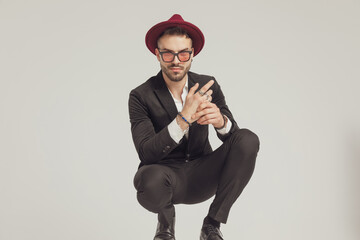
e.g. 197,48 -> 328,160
169,64 -> 184,69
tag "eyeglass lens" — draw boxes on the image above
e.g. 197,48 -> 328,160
161,51 -> 191,62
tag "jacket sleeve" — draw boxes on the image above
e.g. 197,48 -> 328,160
128,90 -> 179,165
210,77 -> 240,142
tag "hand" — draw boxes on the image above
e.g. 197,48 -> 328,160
180,80 -> 214,123
192,101 -> 225,129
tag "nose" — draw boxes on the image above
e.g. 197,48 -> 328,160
172,54 -> 180,64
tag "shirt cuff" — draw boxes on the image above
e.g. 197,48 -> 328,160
168,118 -> 186,144
216,115 -> 232,135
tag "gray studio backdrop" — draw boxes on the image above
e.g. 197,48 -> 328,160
1,0 -> 359,239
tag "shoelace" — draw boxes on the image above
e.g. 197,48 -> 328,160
204,224 -> 223,239
206,224 -> 220,234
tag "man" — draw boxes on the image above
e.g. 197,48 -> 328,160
129,14 -> 260,240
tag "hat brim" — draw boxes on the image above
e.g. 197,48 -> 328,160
145,20 -> 205,57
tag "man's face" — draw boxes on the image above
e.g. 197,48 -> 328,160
155,35 -> 194,82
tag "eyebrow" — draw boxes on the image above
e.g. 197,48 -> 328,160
159,48 -> 191,52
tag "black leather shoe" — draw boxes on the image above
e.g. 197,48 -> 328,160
200,223 -> 224,240
153,217 -> 175,240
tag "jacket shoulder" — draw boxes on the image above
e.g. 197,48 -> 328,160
188,71 -> 221,91
130,75 -> 158,96
188,71 -> 214,83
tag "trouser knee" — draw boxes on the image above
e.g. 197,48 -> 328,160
230,128 -> 260,154
133,165 -> 174,213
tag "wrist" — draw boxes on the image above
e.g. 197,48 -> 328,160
179,110 -> 193,123
177,113 -> 191,130
214,114 -> 227,130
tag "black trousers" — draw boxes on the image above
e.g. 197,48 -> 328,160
133,128 -> 260,225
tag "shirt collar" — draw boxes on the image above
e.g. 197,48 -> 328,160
167,79 -> 189,99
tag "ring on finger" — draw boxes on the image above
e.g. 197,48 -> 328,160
198,90 -> 205,96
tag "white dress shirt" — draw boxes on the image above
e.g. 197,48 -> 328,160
167,79 -> 232,144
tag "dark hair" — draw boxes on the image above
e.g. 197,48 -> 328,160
157,26 -> 192,48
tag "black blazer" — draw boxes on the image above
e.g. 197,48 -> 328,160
128,71 -> 239,168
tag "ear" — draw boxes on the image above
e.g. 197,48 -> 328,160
155,48 -> 161,62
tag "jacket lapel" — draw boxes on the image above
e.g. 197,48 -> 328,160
188,72 -> 195,89
187,73 -> 196,140
153,71 -> 178,120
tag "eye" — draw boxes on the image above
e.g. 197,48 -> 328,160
178,51 -> 189,56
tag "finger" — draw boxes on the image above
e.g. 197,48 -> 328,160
197,101 -> 213,112
199,104 -> 217,117
203,89 -> 213,99
198,118 -> 218,125
197,111 -> 222,125
194,104 -> 218,119
199,101 -> 217,110
197,113 -> 219,125
202,92 -> 213,103
198,80 -> 214,95
192,100 -> 217,120
197,89 -> 213,104
188,83 -> 199,96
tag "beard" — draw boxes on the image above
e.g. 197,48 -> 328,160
160,62 -> 192,82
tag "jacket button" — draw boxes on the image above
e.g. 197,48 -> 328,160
166,146 -> 170,149
185,159 -> 189,163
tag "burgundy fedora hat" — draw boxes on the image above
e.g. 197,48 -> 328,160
145,14 -> 205,56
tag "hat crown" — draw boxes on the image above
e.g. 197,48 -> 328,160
168,14 -> 184,22
145,14 -> 204,56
